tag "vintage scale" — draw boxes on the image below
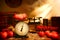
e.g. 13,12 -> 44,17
13,13 -> 29,38
15,22 -> 29,37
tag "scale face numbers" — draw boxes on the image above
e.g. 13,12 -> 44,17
15,22 -> 29,36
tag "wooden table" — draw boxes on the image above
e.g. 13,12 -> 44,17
6,33 -> 52,40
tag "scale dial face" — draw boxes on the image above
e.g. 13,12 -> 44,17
15,22 -> 29,36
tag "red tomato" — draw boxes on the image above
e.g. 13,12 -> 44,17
51,31 -> 59,39
36,25 -> 41,30
22,13 -> 27,19
47,33 -> 52,37
1,31 -> 7,38
45,31 -> 53,38
52,31 -> 58,34
43,26 -> 47,30
7,31 -> 13,37
17,14 -> 23,20
50,27 -> 53,30
14,14 -> 18,19
38,31 -> 45,37
47,27 -> 50,30
51,33 -> 59,39
14,14 -> 24,20
45,30 -> 50,35
36,26 -> 43,30
44,26 -> 47,30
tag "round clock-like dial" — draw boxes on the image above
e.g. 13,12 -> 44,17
15,22 -> 29,36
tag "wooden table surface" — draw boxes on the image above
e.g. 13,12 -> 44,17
5,33 -> 52,40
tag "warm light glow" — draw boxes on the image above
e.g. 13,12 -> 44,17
30,4 -> 50,16
36,4 -> 52,23
52,0 -> 60,16
40,6 -> 52,23
29,0 -> 60,24
30,4 -> 52,23
36,6 -> 52,19
36,4 -> 52,18
35,4 -> 50,13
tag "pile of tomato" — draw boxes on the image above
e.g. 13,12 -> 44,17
0,29 -> 14,39
36,25 -> 59,39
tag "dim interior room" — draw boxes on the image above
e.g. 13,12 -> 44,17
0,0 -> 60,40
